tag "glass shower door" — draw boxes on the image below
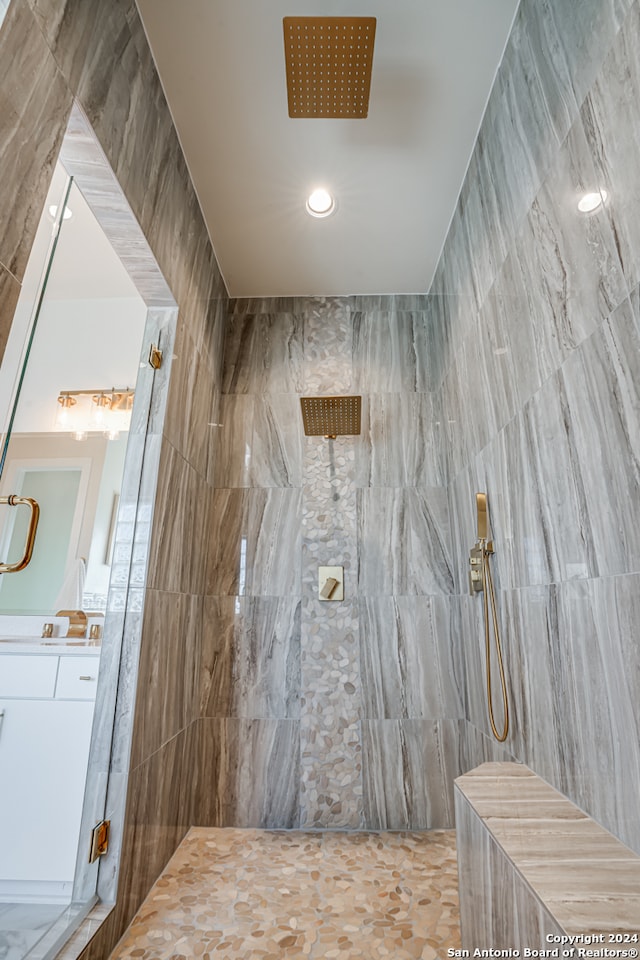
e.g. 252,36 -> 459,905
0,159 -> 149,959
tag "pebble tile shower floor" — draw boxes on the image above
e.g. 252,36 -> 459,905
110,828 -> 461,960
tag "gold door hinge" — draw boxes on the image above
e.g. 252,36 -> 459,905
148,344 -> 163,369
88,820 -> 110,863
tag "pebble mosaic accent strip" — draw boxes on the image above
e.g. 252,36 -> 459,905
110,827 -> 461,960
301,419 -> 362,827
303,298 -> 353,394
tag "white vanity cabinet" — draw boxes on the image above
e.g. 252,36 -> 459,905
0,646 -> 99,901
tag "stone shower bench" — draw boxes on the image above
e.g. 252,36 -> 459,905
455,762 -> 640,949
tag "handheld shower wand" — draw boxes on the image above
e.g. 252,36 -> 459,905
469,493 -> 509,742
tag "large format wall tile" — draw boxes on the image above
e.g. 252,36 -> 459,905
560,295 -> 640,578
213,299 -> 456,831
206,488 -> 302,596
458,719 -> 516,774
148,439 -> 211,595
163,318 -> 216,481
199,596 -> 301,720
434,0 -> 640,881
456,566 -> 640,857
0,265 -> 21,366
195,718 -> 300,828
198,596 -> 235,718
0,0 -> 72,282
538,0 -> 635,113
114,726 -> 194,934
359,596 -> 461,720
356,392 -> 443,487
513,117 -> 627,385
357,487 -> 453,595
129,591 -> 202,769
222,312 -> 304,394
214,394 -> 303,488
362,719 -> 462,829
556,575 -> 640,851
582,5 -> 640,297
352,311 -> 429,392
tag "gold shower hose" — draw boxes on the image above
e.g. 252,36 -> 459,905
481,543 -> 509,742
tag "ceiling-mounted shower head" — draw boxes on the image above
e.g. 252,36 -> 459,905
300,395 -> 361,439
283,17 -> 377,119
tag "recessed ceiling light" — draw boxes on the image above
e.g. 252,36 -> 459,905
306,188 -> 336,218
577,190 -> 607,213
48,204 -> 73,220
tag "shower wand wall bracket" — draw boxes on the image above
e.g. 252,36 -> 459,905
469,540 -> 494,594
469,544 -> 483,593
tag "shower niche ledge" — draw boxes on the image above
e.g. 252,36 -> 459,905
455,762 -> 640,947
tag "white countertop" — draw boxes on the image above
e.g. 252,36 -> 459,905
0,638 -> 101,655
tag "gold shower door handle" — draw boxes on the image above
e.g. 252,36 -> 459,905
0,495 -> 40,573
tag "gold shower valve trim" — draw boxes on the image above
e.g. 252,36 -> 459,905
283,17 -> 377,119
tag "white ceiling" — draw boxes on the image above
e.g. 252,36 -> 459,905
20,172 -> 142,303
136,0 -> 519,298
47,181 -> 143,301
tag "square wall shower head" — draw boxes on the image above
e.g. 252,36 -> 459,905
283,17 -> 377,118
300,395 -> 362,438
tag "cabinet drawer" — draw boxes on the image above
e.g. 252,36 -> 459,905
55,656 -> 100,700
0,655 -> 58,698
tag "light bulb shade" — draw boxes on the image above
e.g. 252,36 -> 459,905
54,394 -> 77,431
54,389 -> 133,439
89,393 -> 110,430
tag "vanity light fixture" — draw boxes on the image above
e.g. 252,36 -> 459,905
577,190 -> 607,213
306,188 -> 336,218
55,388 -> 134,441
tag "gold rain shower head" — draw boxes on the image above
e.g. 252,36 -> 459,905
283,17 -> 377,118
300,396 -> 362,439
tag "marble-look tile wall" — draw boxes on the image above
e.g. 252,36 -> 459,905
455,763 -> 640,945
0,0 -> 227,957
430,0 -> 640,854
201,295 -> 465,830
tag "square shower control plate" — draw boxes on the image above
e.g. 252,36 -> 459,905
318,566 -> 344,601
